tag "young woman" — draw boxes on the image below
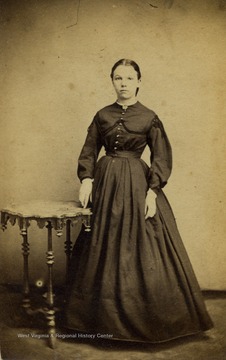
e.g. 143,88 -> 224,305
65,59 -> 213,343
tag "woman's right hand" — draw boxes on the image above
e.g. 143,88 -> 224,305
79,178 -> 93,208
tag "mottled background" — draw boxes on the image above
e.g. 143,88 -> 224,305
0,0 -> 225,289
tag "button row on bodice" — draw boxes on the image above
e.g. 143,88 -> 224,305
114,109 -> 126,150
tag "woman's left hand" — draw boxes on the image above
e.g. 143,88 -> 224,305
145,189 -> 157,219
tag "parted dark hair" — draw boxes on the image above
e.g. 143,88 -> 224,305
110,59 -> 142,80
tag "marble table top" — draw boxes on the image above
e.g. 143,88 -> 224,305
1,200 -> 91,219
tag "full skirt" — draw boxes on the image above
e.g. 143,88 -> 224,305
65,155 -> 213,343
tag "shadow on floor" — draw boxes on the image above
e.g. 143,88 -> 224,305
0,285 -> 226,360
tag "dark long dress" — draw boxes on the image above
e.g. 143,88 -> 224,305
65,101 -> 213,343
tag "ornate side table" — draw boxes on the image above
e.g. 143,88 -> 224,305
0,200 -> 92,349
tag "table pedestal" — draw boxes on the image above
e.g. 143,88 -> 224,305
1,200 -> 92,349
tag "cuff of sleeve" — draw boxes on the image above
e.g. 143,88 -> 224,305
148,172 -> 167,192
149,185 -> 160,194
80,177 -> 94,183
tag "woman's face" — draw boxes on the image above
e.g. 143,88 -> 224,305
112,65 -> 140,101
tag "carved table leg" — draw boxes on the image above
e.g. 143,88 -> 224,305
46,221 -> 56,349
0,212 -> 7,231
20,218 -> 31,311
65,220 -> 72,284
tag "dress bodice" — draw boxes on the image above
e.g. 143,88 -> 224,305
95,102 -> 156,156
77,101 -> 172,190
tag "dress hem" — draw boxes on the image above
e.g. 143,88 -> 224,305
63,324 -> 213,345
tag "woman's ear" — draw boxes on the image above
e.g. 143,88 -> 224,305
137,78 -> 141,89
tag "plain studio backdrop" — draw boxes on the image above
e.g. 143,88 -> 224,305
0,0 -> 225,290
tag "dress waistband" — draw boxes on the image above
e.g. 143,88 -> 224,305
106,150 -> 141,158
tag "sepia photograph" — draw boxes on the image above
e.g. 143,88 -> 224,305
0,0 -> 226,359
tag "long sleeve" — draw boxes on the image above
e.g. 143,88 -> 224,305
147,116 -> 172,191
77,115 -> 103,182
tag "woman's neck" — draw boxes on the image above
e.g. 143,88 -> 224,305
116,98 -> 138,106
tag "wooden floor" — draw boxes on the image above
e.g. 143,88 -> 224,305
0,286 -> 226,360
